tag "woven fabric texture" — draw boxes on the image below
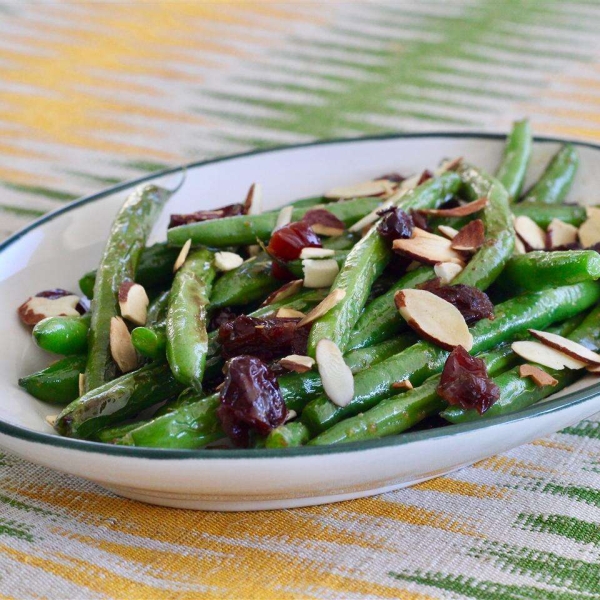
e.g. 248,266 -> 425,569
1,1 -> 600,598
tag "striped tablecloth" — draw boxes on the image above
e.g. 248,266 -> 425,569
2,2 -> 600,598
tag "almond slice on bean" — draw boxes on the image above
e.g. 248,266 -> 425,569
450,219 -> 485,253
18,295 -> 81,326
547,218 -> 578,249
514,236 -> 527,255
324,179 -> 394,200
434,156 -> 463,175
303,209 -> 345,237
393,230 -> 465,266
316,339 -> 354,407
273,206 -> 293,232
78,373 -> 85,397
394,288 -> 473,351
434,262 -> 463,284
528,329 -> 600,365
349,199 -> 394,233
302,259 -> 339,288
392,379 -> 413,390
586,207 -> 600,219
518,364 -> 559,387
578,213 -> 600,247
438,225 -> 459,239
299,247 -> 335,259
298,288 -> 346,327
173,238 -> 192,272
511,341 -> 587,370
45,415 -> 58,427
514,215 -> 546,250
279,354 -> 315,373
214,251 -> 244,272
262,279 -> 304,306
118,281 -> 149,326
110,316 -> 138,373
420,197 -> 488,218
276,307 -> 306,319
244,182 -> 262,215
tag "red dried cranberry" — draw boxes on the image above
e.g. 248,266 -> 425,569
377,172 -> 405,183
217,356 -> 287,447
377,208 -> 414,242
267,221 -> 321,261
549,242 -> 582,252
588,242 -> 600,253
419,279 -> 494,325
410,210 -> 431,232
208,307 -> 237,332
35,289 -> 88,314
218,315 -> 308,361
270,261 -> 295,281
437,345 -> 500,414
168,203 -> 244,229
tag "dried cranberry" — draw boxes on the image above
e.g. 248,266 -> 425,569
208,307 -> 237,332
378,172 -> 405,184
218,315 -> 308,361
377,207 -> 414,242
168,203 -> 244,229
267,221 -> 321,262
35,289 -> 88,314
271,261 -> 295,281
549,242 -> 582,252
588,242 -> 600,253
437,345 -> 500,414
419,279 -> 494,325
217,356 -> 287,447
410,210 -> 431,232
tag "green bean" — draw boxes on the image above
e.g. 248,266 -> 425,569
32,313 -> 90,356
80,243 -> 179,299
85,184 -> 172,392
167,196 -> 382,247
511,203 -> 588,229
441,304 -> 600,423
56,361 -> 182,439
347,267 -> 435,351
97,421 -> 144,444
120,335 -> 416,448
499,251 -> 600,292
321,231 -> 360,250
300,282 -> 600,435
166,248 -> 215,390
521,144 -> 579,204
495,119 -> 532,202
131,327 -> 166,360
453,166 -> 514,291
265,422 -> 311,448
307,172 -> 462,357
18,355 -> 86,405
146,290 -> 169,326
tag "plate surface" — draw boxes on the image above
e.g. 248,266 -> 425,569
1,133 -> 599,511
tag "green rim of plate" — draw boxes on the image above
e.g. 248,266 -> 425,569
2,131 -> 599,460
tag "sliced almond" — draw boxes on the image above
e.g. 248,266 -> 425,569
392,379 -> 413,390
348,199 -> 393,233
324,179 -> 394,200
303,209 -> 346,237
173,238 -> 192,272
298,288 -> 346,327
214,251 -> 244,272
578,214 -> 600,247
316,339 -> 354,407
434,261 -> 463,284
273,205 -> 293,232
262,279 -> 304,306
394,288 -> 473,351
519,364 -> 559,387
110,316 -> 138,373
118,281 -> 149,326
420,197 -> 488,218
393,230 -> 465,266
244,182 -> 262,215
78,373 -> 85,397
311,223 -> 345,237
45,415 -> 57,427
451,219 -> 485,253
17,295 -> 80,326
279,354 -> 315,373
276,307 -> 306,319
514,236 -> 527,255
528,329 -> 600,366
299,247 -> 335,260
511,341 -> 587,370
284,409 -> 297,423
547,218 -> 578,249
586,207 -> 600,219
438,225 -> 459,239
247,244 -> 261,258
434,156 -> 463,175
302,259 -> 339,288
514,215 -> 546,250
587,364 -> 600,374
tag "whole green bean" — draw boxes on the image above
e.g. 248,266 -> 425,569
453,166 -> 514,291
521,143 -> 579,204
500,251 -> 600,292
19,355 -> 86,404
511,203 -> 588,229
56,361 -> 183,439
265,422 -> 311,448
97,421 -> 145,444
495,119 -> 532,202
85,184 -> 172,391
167,196 -> 382,247
32,313 -> 90,356
301,282 -> 600,435
166,248 -> 215,390
307,172 -> 462,357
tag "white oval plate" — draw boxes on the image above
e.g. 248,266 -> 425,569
1,133 -> 599,511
